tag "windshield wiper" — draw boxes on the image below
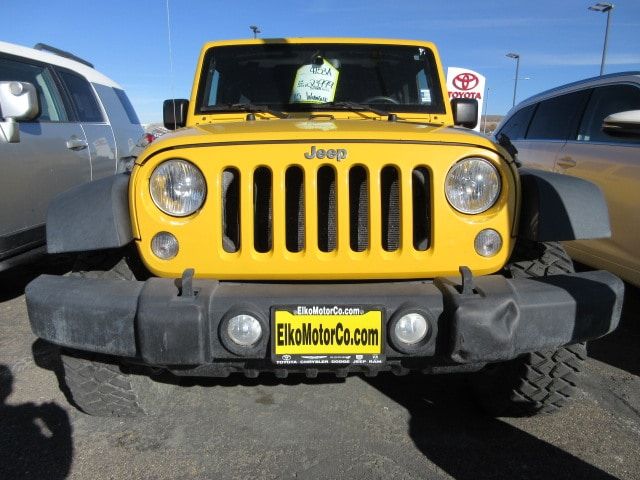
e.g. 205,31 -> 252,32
202,103 -> 288,118
316,101 -> 389,117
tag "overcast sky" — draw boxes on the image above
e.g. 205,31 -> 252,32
5,0 -> 640,123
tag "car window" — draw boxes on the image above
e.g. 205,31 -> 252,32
57,70 -> 104,122
0,56 -> 68,122
577,84 -> 640,144
113,88 -> 141,124
197,43 -> 446,114
497,104 -> 535,140
526,90 -> 590,141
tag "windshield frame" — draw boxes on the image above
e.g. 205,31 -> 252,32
193,41 -> 447,116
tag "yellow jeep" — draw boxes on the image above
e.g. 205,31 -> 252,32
26,38 -> 623,417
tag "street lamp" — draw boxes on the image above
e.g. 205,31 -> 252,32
482,88 -> 490,134
506,53 -> 520,107
588,3 -> 614,76
250,25 -> 261,39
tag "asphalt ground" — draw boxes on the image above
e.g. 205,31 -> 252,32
1,257 -> 639,480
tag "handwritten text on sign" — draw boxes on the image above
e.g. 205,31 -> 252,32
290,60 -> 339,104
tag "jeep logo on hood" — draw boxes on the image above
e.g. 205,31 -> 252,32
304,146 -> 347,161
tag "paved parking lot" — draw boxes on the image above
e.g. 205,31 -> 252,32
1,258 -> 639,480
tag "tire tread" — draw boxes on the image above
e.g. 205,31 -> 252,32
61,351 -> 145,417
472,241 -> 586,416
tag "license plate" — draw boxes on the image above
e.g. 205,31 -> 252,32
271,305 -> 384,366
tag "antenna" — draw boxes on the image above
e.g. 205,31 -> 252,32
250,25 -> 261,39
166,0 -> 176,128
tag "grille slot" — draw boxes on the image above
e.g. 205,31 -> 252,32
412,167 -> 431,251
317,166 -> 337,252
253,167 -> 272,253
381,166 -> 400,252
285,166 -> 305,252
221,168 -> 240,253
349,166 -> 369,252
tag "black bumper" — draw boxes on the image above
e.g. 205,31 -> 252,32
26,271 -> 624,373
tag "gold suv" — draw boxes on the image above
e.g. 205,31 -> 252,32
26,38 -> 623,417
496,72 -> 640,286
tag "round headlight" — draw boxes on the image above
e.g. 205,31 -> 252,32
445,158 -> 501,214
151,231 -> 179,259
394,312 -> 429,345
227,314 -> 263,347
475,229 -> 503,257
150,159 -> 206,216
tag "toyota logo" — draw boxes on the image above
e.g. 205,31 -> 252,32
452,73 -> 479,91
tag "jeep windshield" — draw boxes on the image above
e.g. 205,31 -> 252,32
196,43 -> 446,115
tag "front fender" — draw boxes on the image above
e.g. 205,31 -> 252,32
518,168 -> 611,242
47,174 -> 133,253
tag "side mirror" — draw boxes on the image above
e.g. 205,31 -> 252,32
451,98 -> 478,129
0,81 -> 39,120
163,99 -> 189,130
0,81 -> 39,143
602,110 -> 640,137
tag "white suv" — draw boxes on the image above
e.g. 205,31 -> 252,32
0,41 -> 144,270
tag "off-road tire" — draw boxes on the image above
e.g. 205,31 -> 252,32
60,350 -> 147,417
471,343 -> 587,416
507,240 -> 574,278
471,241 -> 587,416
69,246 -> 149,281
59,247 -> 151,416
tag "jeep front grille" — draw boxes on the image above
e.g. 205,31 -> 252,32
220,164 -> 430,255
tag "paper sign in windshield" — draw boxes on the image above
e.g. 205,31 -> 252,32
290,59 -> 339,104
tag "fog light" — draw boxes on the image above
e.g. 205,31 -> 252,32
474,229 -> 502,257
227,314 -> 262,346
151,232 -> 179,260
394,313 -> 429,345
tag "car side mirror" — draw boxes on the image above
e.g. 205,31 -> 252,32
0,81 -> 39,143
163,99 -> 189,130
451,98 -> 478,129
602,110 -> 640,137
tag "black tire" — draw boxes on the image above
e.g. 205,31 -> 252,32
507,240 -> 574,278
471,343 -> 587,416
70,246 -> 149,281
471,241 -> 586,416
60,247 -> 151,416
60,350 -> 147,417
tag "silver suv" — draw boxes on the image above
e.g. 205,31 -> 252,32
495,72 -> 640,286
0,41 -> 144,270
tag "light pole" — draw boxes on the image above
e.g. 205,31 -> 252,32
482,88 -> 490,134
250,25 -> 261,39
506,53 -> 520,107
588,3 -> 614,76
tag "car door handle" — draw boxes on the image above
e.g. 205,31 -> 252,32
557,157 -> 577,169
66,136 -> 88,151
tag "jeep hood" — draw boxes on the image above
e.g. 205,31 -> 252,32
141,119 -> 498,161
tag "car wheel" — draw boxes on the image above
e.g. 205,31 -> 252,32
59,349 -> 149,417
69,246 -> 149,281
59,247 -> 151,416
471,241 -> 587,416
